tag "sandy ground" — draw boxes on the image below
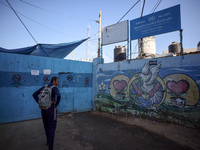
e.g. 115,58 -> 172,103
0,111 -> 199,150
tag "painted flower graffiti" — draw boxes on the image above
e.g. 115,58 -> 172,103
99,82 -> 106,92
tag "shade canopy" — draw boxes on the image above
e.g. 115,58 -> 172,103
0,38 -> 88,59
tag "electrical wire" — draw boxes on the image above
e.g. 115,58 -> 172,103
102,16 -> 109,26
0,1 -> 80,39
19,0 -> 96,22
5,0 -> 38,44
150,0 -> 159,13
150,0 -> 162,13
153,0 -> 162,12
90,32 -> 99,38
117,0 -> 140,23
4,0 -> 101,40
140,0 -> 146,17
18,12 -> 80,39
105,52 -> 113,59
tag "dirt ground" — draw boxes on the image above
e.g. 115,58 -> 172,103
0,111 -> 199,150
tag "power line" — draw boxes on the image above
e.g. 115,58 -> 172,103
153,0 -> 162,12
140,0 -> 146,17
0,1 -> 80,39
18,12 -> 80,39
150,0 -> 162,13
117,0 -> 140,23
90,38 -> 98,42
19,0 -> 96,22
105,52 -> 113,59
90,32 -> 98,38
101,16 -> 109,26
6,0 -> 37,44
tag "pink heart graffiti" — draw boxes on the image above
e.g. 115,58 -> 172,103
113,80 -> 127,92
166,80 -> 189,95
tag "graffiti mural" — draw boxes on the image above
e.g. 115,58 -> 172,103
128,61 -> 166,108
162,73 -> 199,111
96,60 -> 200,127
110,75 -> 130,100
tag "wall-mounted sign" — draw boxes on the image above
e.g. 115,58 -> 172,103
31,70 -> 39,75
43,69 -> 51,74
130,5 -> 181,40
102,20 -> 129,46
58,72 -> 92,88
43,75 -> 50,82
12,74 -> 21,82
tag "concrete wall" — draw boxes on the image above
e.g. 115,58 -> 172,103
95,54 -> 200,127
1,52 -> 200,127
0,53 -> 93,124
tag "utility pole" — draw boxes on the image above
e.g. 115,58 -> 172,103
72,51 -> 74,60
97,11 -> 102,58
138,0 -> 145,58
87,25 -> 91,59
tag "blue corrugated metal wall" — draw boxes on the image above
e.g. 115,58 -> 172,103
0,53 -> 93,124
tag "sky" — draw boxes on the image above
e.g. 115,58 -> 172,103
0,0 -> 200,63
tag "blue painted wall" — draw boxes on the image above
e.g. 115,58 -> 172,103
2,51 -> 200,127
95,54 -> 200,127
0,52 -> 93,124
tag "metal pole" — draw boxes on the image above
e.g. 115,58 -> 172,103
130,41 -> 132,60
180,29 -> 183,56
87,25 -> 91,59
127,20 -> 129,60
138,0 -> 145,58
127,40 -> 129,60
101,29 -> 103,59
98,11 -> 102,58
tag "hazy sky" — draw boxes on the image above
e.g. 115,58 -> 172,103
0,0 -> 199,63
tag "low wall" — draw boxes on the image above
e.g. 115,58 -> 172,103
95,54 -> 200,128
0,53 -> 93,124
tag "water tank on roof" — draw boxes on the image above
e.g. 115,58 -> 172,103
114,46 -> 126,62
140,36 -> 156,55
197,41 -> 200,51
168,42 -> 181,54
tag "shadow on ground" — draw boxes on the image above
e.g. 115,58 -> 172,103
0,111 -> 199,150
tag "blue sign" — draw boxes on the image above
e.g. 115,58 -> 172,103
130,5 -> 181,40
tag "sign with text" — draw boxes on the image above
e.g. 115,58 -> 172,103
102,20 -> 128,45
130,5 -> 181,40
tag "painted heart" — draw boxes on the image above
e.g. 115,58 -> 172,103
166,80 -> 189,95
113,80 -> 127,92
